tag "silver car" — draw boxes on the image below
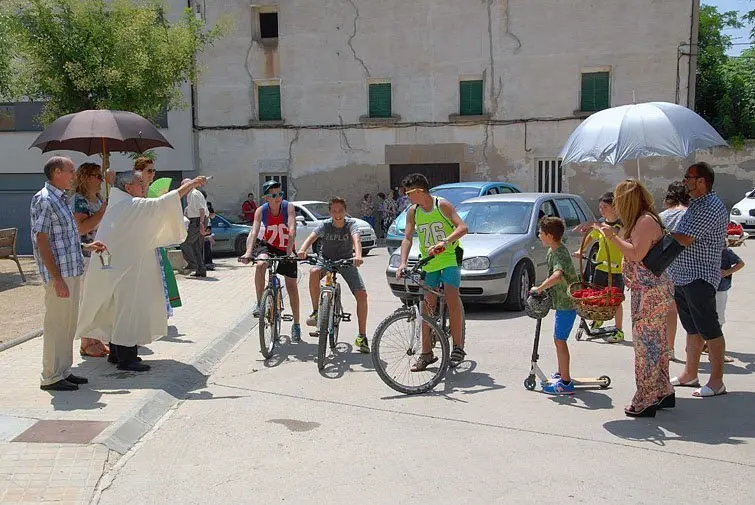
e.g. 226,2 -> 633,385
292,201 -> 378,254
385,193 -> 596,310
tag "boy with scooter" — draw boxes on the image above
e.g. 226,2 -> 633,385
531,217 -> 580,394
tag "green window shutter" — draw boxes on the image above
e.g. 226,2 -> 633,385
581,72 -> 610,112
258,85 -> 282,121
459,80 -> 483,116
369,83 -> 392,118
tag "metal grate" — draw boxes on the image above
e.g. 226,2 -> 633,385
537,159 -> 563,193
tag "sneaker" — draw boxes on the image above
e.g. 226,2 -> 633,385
306,311 -> 318,327
541,372 -> 561,387
355,336 -> 370,354
542,379 -> 576,395
291,324 -> 301,343
590,320 -> 604,330
450,345 -> 466,366
603,329 -> 625,343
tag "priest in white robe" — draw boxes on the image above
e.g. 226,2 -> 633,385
76,171 -> 207,371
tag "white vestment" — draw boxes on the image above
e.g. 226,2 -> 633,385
76,188 -> 187,346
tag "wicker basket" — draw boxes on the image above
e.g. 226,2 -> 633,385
568,228 -> 625,322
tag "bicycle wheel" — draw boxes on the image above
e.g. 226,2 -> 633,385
258,289 -> 278,359
372,307 -> 450,394
317,290 -> 333,370
330,289 -> 342,351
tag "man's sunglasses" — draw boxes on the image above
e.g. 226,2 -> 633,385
405,188 -> 424,195
266,191 -> 284,198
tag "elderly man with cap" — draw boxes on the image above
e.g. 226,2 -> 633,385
180,177 -> 209,277
76,171 -> 207,371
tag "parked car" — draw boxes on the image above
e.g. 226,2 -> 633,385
730,189 -> 755,232
385,193 -> 596,310
385,181 -> 521,253
292,201 -> 377,254
210,214 -> 252,256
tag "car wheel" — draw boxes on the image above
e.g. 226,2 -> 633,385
504,261 -> 533,311
363,248 -> 372,256
234,235 -> 248,257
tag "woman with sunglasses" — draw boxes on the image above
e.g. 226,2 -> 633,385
72,162 -> 110,358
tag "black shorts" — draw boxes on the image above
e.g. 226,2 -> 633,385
254,241 -> 298,279
592,270 -> 625,292
674,279 -> 722,340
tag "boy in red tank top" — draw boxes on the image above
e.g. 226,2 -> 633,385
240,181 -> 302,342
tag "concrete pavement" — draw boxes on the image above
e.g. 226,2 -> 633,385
94,246 -> 755,505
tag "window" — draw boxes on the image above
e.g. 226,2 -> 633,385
258,84 -> 282,121
569,199 -> 587,222
259,12 -> 278,39
537,159 -> 563,193
368,83 -> 392,118
486,187 -> 499,195
555,199 -> 581,228
459,80 -> 483,116
500,186 -> 518,194
0,102 -> 45,132
538,201 -> 558,221
581,71 -> 610,112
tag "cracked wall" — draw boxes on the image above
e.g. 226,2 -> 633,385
192,0 -> 708,214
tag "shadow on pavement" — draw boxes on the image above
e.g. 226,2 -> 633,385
379,360 -> 505,401
320,342 -> 375,379
695,349 -> 755,376
603,392 -> 755,446
545,389 -> 614,410
49,358 -> 209,412
263,335 -> 318,368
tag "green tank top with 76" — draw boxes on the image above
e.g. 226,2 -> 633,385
414,197 -> 459,273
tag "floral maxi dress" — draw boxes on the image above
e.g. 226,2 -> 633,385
623,259 -> 675,410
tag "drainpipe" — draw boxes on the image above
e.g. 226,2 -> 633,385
687,0 -> 700,109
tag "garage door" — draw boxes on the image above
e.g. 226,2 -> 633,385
389,163 -> 460,190
0,191 -> 37,255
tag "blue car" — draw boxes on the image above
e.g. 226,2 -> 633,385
385,181 -> 521,253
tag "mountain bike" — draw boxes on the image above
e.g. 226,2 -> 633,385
307,256 -> 355,371
240,255 -> 305,359
371,256 -> 466,394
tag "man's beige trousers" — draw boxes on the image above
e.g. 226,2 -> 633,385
41,276 -> 81,386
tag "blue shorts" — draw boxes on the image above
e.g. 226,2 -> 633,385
554,309 -> 578,341
425,266 -> 462,289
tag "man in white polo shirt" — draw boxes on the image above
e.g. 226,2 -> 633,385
181,178 -> 208,277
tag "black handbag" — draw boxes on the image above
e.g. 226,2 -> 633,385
642,229 -> 685,276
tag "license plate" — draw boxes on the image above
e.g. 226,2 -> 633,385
747,220 -> 755,226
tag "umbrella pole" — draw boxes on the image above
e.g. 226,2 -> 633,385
636,158 -> 641,180
102,137 -> 110,200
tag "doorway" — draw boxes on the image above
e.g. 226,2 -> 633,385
389,163 -> 460,190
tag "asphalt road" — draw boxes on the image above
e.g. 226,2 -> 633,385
98,246 -> 755,505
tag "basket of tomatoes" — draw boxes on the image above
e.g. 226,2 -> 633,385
568,228 -> 626,322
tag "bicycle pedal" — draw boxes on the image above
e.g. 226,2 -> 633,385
309,331 -> 319,337
281,314 -> 294,322
341,313 -> 352,322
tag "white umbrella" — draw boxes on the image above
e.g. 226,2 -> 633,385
559,102 -> 728,178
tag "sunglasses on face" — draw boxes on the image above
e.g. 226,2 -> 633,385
266,191 -> 284,199
683,175 -> 701,180
144,168 -> 156,174
405,188 -> 424,195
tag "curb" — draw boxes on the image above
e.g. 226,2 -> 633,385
94,307 -> 258,454
0,328 -> 43,352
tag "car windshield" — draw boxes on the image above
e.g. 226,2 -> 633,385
431,187 -> 482,206
748,189 -> 755,198
457,202 -> 534,235
303,203 -> 330,219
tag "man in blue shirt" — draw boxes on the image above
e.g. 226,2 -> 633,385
669,162 -> 729,398
31,156 -> 106,391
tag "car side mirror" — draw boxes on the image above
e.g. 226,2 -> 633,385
296,216 -> 305,224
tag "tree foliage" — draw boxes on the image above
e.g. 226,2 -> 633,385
0,0 -> 225,125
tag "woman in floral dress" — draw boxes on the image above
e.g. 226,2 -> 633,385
595,179 -> 674,417
72,162 -> 109,357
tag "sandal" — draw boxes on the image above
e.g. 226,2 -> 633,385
692,384 -> 727,398
449,346 -> 466,367
79,340 -> 110,358
411,352 -> 438,372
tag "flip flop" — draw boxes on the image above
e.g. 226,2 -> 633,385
670,376 -> 699,387
692,384 -> 727,398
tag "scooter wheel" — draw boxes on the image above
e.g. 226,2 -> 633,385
524,375 -> 537,391
598,375 -> 611,389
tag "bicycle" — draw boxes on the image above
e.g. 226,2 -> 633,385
239,255 -> 306,359
371,256 -> 466,394
306,255 -> 355,371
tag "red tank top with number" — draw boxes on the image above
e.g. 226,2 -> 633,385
262,202 -> 290,251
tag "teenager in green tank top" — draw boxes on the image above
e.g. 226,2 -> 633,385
397,174 -> 469,371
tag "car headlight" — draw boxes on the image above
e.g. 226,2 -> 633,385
389,254 -> 402,268
462,256 -> 490,270
731,208 -> 741,216
387,221 -> 398,236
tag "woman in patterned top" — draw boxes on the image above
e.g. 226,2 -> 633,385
71,162 -> 109,358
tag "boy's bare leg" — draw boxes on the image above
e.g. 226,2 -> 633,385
421,292 -> 438,354
308,267 -> 322,308
355,290 -> 368,335
555,340 -> 571,382
285,277 -> 300,324
444,285 -> 464,348
614,303 -> 623,331
254,261 -> 268,302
